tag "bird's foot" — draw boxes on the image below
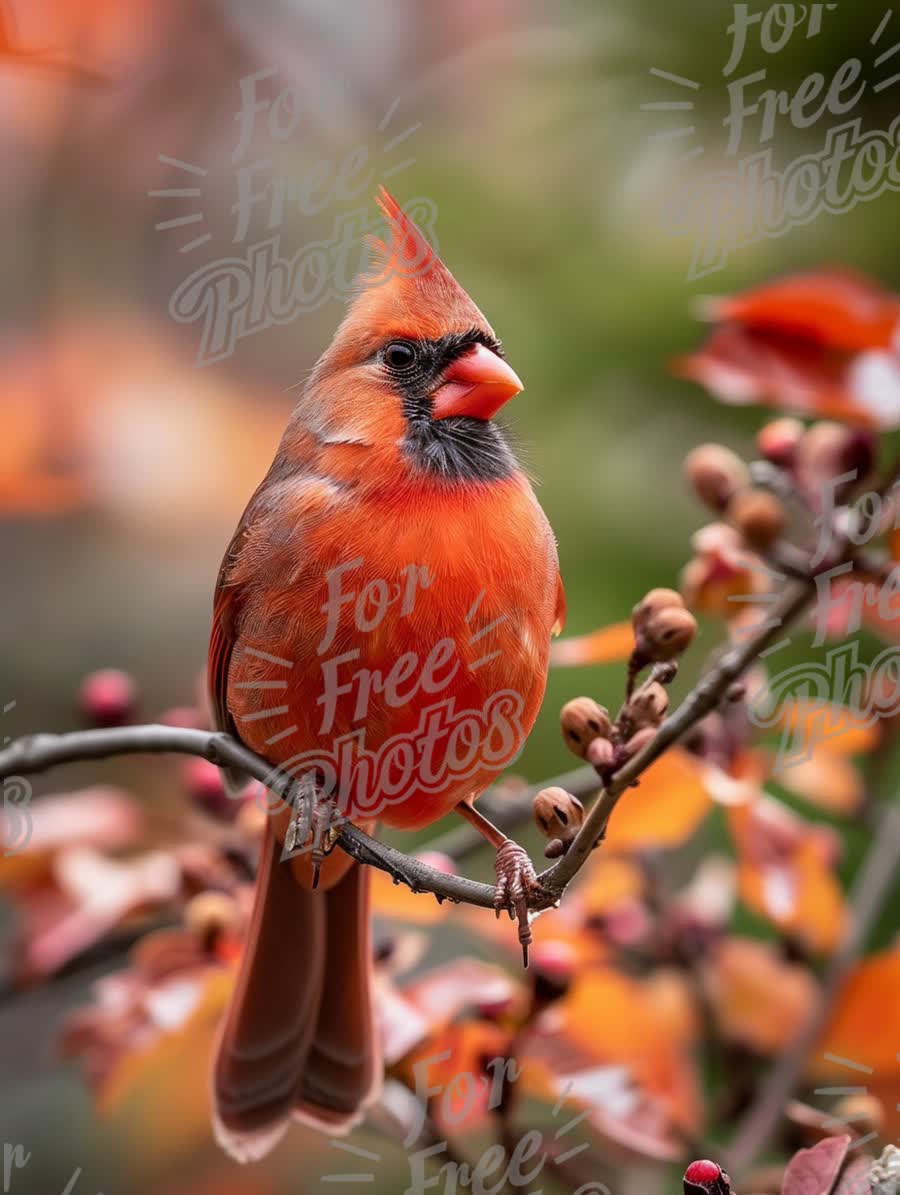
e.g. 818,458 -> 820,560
493,840 -> 545,968
284,782 -> 346,886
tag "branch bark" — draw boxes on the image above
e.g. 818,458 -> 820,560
0,577 -> 817,917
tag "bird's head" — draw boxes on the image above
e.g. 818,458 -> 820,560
295,188 -> 524,486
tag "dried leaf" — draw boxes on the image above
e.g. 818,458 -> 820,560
729,799 -> 847,954
673,326 -> 900,428
781,1135 -> 852,1195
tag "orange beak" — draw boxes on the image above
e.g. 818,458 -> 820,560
431,343 -> 524,421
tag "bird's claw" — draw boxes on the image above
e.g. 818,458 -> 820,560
493,840 -> 544,968
284,780 -> 346,885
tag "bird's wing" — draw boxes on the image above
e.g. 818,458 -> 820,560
208,501 -> 263,789
209,520 -> 252,741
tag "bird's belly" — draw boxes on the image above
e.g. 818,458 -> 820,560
230,574 -> 551,830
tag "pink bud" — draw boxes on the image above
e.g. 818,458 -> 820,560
182,758 -> 233,819
531,940 -> 576,982
757,417 -> 804,468
684,1159 -> 732,1193
586,736 -> 616,771
685,1161 -> 721,1183
159,705 -> 208,730
79,669 -> 137,727
414,850 -> 456,875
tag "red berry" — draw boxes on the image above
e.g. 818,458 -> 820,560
182,758 -> 233,820
79,669 -> 137,727
685,1159 -> 722,1185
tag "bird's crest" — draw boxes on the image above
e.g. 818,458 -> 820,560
342,187 -> 493,345
366,187 -> 437,285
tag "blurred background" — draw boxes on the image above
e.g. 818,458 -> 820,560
1,0 -> 899,1192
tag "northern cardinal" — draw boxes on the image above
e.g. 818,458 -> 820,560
209,189 -> 565,1161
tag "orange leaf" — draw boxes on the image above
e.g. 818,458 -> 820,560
773,750 -> 864,816
736,839 -> 846,955
603,748 -> 712,851
578,855 -> 645,919
551,620 -> 634,666
702,937 -> 819,1055
558,966 -> 701,1135
814,948 -> 900,1078
371,867 -> 450,925
98,970 -> 233,1157
0,788 -> 143,890
673,325 -> 900,428
774,699 -> 880,759
399,1020 -> 512,1134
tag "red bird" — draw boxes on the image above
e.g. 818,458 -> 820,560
209,189 -> 565,1161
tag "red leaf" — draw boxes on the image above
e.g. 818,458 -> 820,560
782,1135 -> 852,1195
673,325 -> 900,428
706,271 -> 900,352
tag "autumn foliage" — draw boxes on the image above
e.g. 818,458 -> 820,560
3,270 -> 900,1193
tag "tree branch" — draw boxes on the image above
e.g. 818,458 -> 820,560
537,580 -> 815,898
0,577 -> 817,920
0,725 -> 501,910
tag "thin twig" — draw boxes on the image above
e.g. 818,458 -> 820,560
423,765 -> 599,860
538,580 -> 815,899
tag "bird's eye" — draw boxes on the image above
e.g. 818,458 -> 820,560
382,341 -> 417,372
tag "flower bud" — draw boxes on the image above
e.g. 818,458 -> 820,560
183,758 -> 234,820
796,421 -> 876,497
160,705 -> 208,730
757,417 -> 804,468
586,736 -> 617,771
681,524 -> 764,618
560,697 -> 612,759
532,787 -> 585,845
625,680 -> 669,729
684,1159 -> 732,1193
185,891 -> 242,946
684,444 -> 750,512
622,726 -> 658,761
632,588 -> 685,636
638,606 -> 698,662
832,1093 -> 884,1141
726,487 -> 786,551
531,940 -> 577,1004
79,669 -> 137,727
